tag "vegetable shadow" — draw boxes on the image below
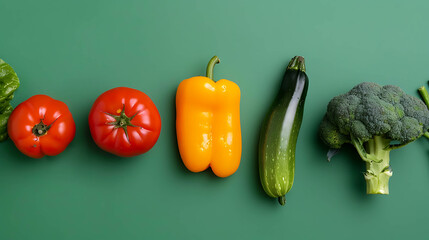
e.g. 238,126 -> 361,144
338,146 -> 369,198
251,99 -> 291,206
169,87 -> 190,172
309,120 -> 370,199
416,138 -> 429,181
1,139 -> 43,164
251,121 -> 284,206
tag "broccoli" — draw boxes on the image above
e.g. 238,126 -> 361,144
320,82 -> 429,194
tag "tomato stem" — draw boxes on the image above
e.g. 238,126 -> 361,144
32,120 -> 51,137
105,105 -> 140,143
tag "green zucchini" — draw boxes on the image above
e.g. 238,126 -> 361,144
259,56 -> 309,205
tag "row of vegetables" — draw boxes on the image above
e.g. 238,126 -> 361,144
1,56 -> 429,206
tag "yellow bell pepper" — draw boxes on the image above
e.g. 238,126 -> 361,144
176,56 -> 242,177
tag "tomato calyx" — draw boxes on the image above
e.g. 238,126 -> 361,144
105,105 -> 140,141
32,118 -> 56,137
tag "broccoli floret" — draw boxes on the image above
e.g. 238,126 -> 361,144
320,82 -> 429,194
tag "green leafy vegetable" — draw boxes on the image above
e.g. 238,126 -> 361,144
319,82 -> 429,194
0,58 -> 20,141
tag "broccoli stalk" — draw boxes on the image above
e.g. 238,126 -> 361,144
353,135 -> 409,194
320,82 -> 429,194
418,86 -> 429,139
363,137 -> 391,194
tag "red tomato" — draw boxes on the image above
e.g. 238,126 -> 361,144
7,95 -> 76,158
88,87 -> 161,157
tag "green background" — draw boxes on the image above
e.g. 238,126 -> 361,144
1,0 -> 429,239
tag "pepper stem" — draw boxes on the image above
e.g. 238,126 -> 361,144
206,56 -> 220,80
287,56 -> 306,72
